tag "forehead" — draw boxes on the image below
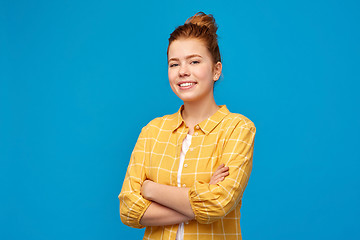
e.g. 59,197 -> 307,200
168,38 -> 210,59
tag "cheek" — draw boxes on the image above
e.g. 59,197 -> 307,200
168,69 -> 177,83
168,70 -> 177,92
195,65 -> 213,81
168,71 -> 172,81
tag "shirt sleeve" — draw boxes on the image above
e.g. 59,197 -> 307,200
118,125 -> 152,228
188,121 -> 256,224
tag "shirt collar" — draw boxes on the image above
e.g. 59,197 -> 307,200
169,105 -> 230,135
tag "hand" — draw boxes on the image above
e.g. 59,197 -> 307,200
209,164 -> 229,185
141,179 -> 153,200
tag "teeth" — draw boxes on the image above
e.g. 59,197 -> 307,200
179,82 -> 195,87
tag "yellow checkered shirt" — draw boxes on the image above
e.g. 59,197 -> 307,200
119,105 -> 256,239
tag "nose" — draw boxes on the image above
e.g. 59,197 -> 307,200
179,64 -> 190,77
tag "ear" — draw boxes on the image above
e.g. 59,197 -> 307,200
213,62 -> 222,81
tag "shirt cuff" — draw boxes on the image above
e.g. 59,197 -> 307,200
137,200 -> 152,228
188,181 -> 222,224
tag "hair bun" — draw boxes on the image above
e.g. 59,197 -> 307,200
185,12 -> 218,36
168,12 -> 222,63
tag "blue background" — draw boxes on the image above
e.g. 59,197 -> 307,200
1,0 -> 359,239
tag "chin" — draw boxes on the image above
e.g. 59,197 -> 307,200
178,96 -> 201,103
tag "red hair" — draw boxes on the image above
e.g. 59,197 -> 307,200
167,12 -> 221,64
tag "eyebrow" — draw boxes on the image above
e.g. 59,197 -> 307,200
168,54 -> 202,63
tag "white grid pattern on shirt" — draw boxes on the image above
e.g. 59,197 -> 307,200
119,105 -> 256,240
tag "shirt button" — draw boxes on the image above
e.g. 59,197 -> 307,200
194,132 -> 198,136
185,221 -> 189,224
195,125 -> 199,129
182,184 -> 186,187
184,163 -> 188,168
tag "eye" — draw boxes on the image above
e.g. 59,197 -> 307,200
191,60 -> 200,64
169,63 -> 179,68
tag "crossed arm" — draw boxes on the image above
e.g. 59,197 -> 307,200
119,123 -> 256,228
139,164 -> 229,226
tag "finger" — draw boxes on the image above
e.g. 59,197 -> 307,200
213,166 -> 229,177
219,166 -> 229,173
212,172 -> 228,181
214,176 -> 225,184
215,164 -> 225,172
213,171 -> 229,182
217,172 -> 229,180
210,173 -> 222,183
214,165 -> 228,175
211,165 -> 229,184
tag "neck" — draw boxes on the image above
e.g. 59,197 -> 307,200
181,97 -> 220,131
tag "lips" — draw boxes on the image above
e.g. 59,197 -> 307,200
178,81 -> 197,86
179,82 -> 195,87
178,81 -> 197,90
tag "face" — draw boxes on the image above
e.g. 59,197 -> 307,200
167,38 -> 222,104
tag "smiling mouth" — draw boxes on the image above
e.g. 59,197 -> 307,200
178,82 -> 197,87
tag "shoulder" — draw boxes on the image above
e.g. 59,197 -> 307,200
223,111 -> 256,130
220,111 -> 256,142
141,111 -> 178,134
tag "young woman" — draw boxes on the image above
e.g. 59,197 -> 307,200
118,12 -> 256,240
